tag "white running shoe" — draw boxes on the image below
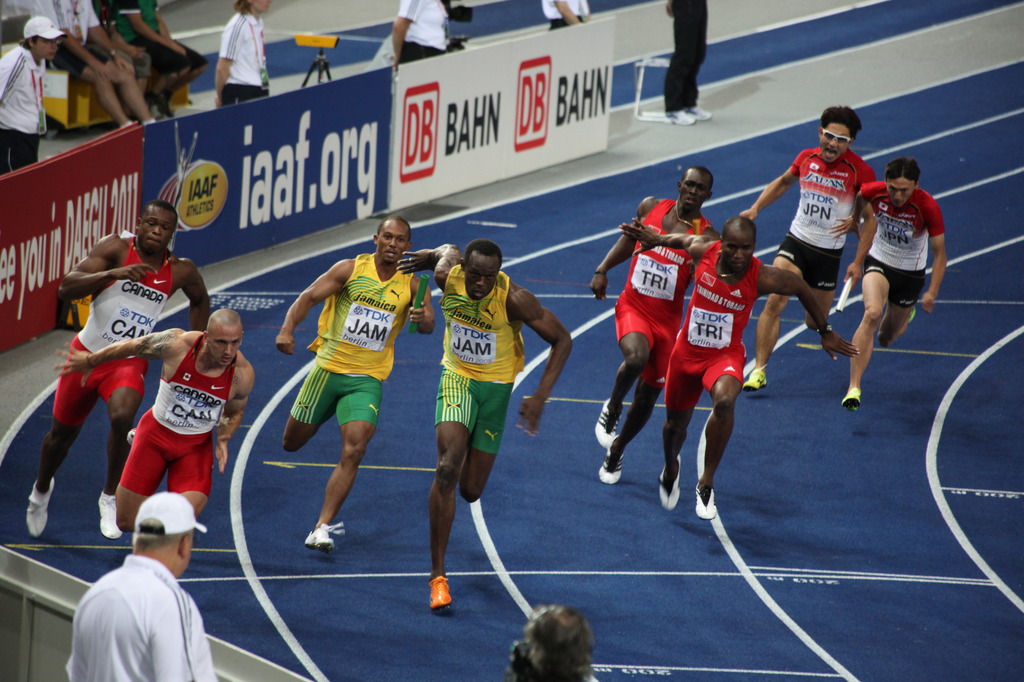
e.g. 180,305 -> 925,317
305,521 -> 345,553
598,447 -> 623,485
594,400 -> 620,449
659,457 -> 681,510
26,481 -> 53,537
665,110 -> 697,126
695,484 -> 718,520
99,493 -> 122,539
683,105 -> 712,121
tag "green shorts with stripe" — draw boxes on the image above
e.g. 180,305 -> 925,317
290,365 -> 383,426
435,368 -> 513,455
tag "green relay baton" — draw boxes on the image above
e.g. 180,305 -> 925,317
408,274 -> 430,333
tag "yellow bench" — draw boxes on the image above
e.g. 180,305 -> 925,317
42,70 -> 190,131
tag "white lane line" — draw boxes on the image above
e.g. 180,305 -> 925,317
926,325 -> 1024,615
472,307 -> 617,617
625,6 -> 1024,114
594,663 -> 842,678
694,424 -> 861,681
180,567 -> 994,588
230,358 -> 328,682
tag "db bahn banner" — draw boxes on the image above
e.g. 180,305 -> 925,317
142,69 -> 391,267
390,17 -> 614,209
0,126 -> 143,352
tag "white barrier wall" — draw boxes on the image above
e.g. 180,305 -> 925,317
390,17 -> 615,209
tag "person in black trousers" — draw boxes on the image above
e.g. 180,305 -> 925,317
664,0 -> 711,125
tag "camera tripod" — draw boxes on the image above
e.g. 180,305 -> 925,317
302,48 -> 332,87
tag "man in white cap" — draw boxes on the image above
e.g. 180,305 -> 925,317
67,491 -> 216,682
0,17 -> 64,174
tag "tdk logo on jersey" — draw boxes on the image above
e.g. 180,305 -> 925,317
515,57 -> 551,152
401,83 -> 441,182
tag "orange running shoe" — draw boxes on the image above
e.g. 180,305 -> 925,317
429,576 -> 452,610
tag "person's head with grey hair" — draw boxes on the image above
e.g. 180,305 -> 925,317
505,604 -> 594,681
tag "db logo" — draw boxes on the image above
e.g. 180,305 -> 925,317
401,83 -> 440,182
515,57 -> 551,152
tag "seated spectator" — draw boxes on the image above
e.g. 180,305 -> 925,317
93,0 -> 153,103
117,0 -> 208,118
216,0 -> 272,107
0,17 -> 64,174
31,0 -> 155,127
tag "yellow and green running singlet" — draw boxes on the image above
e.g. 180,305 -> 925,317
440,265 -> 524,383
309,253 -> 413,380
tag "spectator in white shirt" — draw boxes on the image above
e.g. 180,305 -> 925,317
216,0 -> 273,106
392,0 -> 448,70
0,17 -> 63,174
542,0 -> 590,29
67,492 -> 217,682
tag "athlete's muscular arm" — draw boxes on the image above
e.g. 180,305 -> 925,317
275,259 -> 355,354
408,276 -> 436,334
757,266 -> 858,359
922,233 -> 946,313
843,200 -> 878,286
739,170 -> 798,222
58,328 -> 190,383
591,197 -> 660,300
171,258 -> 210,330
58,235 -> 154,300
619,218 -> 716,261
399,244 -> 462,292
507,285 -> 573,436
215,353 -> 254,473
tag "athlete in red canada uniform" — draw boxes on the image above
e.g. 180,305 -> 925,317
27,200 -> 208,541
58,309 -> 254,531
620,216 -> 857,521
591,167 -> 716,485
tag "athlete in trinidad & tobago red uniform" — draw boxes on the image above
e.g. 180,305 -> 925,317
590,166 -> 718,486
620,215 -> 857,521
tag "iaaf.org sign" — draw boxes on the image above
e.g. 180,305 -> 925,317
143,69 -> 391,267
390,17 -> 614,209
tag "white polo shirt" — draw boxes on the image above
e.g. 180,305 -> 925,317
67,554 -> 216,682
0,47 -> 46,135
542,0 -> 590,21
397,0 -> 448,51
32,0 -> 100,44
220,13 -> 267,88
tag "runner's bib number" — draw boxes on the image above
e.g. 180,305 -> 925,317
342,305 -> 395,352
687,307 -> 734,349
630,254 -> 678,301
449,323 -> 497,364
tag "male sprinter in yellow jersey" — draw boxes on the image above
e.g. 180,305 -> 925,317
400,239 -> 572,610
276,215 -> 435,553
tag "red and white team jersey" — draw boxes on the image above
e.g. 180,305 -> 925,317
78,240 -> 174,352
788,148 -> 876,250
680,241 -> 762,353
152,335 -> 235,435
620,199 -> 711,323
862,181 -> 945,271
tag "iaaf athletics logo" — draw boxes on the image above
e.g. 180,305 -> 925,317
157,124 -> 228,231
